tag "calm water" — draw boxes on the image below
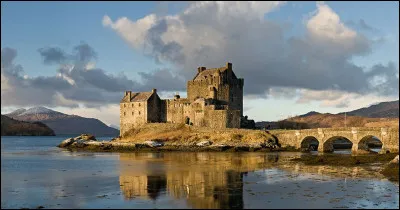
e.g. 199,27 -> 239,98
1,136 -> 399,209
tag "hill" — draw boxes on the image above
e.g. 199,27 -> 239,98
256,100 -> 399,129
1,115 -> 55,136
6,107 -> 119,136
339,100 -> 399,118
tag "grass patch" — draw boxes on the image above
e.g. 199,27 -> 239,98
232,134 -> 244,141
380,163 -> 399,182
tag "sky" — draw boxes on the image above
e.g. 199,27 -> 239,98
1,1 -> 399,127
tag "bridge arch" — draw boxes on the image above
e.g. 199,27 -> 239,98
300,136 -> 319,152
358,135 -> 384,153
322,136 -> 353,153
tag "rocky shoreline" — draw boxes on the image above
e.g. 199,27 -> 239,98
57,134 -> 294,153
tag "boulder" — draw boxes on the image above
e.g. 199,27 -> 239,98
196,140 -> 212,147
144,140 -> 164,147
390,155 -> 399,164
73,140 -> 88,148
80,134 -> 96,141
261,137 -> 280,149
58,138 -> 74,148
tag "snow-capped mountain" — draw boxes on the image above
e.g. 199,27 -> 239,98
17,106 -> 64,115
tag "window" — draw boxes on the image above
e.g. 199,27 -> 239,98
132,104 -> 134,107
139,103 -> 141,107
132,112 -> 134,115
124,104 -> 126,108
139,111 -> 141,115
124,112 -> 126,116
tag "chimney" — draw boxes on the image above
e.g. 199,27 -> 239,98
226,62 -> 232,69
125,91 -> 132,100
198,66 -> 206,73
152,88 -> 157,94
174,92 -> 180,99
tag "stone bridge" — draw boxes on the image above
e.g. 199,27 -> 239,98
270,127 -> 399,154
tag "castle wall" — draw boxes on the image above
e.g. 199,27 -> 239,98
120,101 -> 147,136
166,99 -> 191,124
160,100 -> 167,123
229,79 -> 244,116
226,109 -> 241,128
187,80 -> 213,101
147,94 -> 162,123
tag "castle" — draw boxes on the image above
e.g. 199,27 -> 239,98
120,62 -> 244,136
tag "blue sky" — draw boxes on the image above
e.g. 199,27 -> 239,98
1,1 -> 399,126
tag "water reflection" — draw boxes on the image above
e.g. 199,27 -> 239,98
118,152 -> 278,208
117,152 -> 400,209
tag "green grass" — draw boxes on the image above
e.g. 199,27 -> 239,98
380,163 -> 399,182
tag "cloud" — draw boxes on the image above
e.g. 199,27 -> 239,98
2,2 -> 398,113
38,47 -> 68,65
103,1 -> 398,99
346,19 -> 378,32
1,44 -> 184,108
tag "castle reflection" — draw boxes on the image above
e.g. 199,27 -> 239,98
118,152 -> 390,208
118,152 -> 275,209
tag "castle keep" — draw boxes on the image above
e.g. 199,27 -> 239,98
120,62 -> 244,136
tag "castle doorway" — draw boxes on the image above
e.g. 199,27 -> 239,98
185,117 -> 190,125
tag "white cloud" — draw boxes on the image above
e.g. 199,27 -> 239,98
307,2 -> 356,41
103,1 -> 396,98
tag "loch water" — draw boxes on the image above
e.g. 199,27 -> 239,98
1,136 -> 399,209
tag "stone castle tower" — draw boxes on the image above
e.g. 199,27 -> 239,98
120,62 -> 244,136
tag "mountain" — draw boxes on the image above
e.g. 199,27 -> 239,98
339,100 -> 399,118
298,111 -> 321,118
6,107 -> 119,136
256,100 -> 399,129
109,124 -> 120,130
1,115 -> 55,136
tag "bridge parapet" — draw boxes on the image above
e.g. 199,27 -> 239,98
270,127 -> 399,154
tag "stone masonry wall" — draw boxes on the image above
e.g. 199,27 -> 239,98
166,99 -> 191,124
120,101 -> 147,136
147,94 -> 162,123
229,80 -> 243,116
